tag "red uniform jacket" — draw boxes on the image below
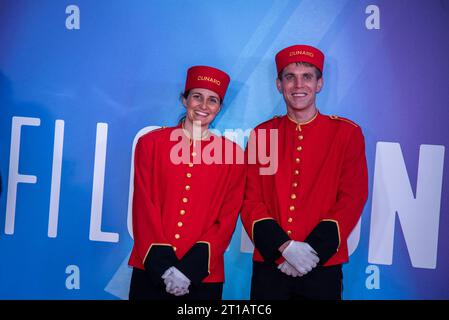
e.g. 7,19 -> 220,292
241,112 -> 368,266
128,125 -> 245,283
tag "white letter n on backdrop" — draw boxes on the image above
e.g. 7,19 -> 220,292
368,142 -> 444,269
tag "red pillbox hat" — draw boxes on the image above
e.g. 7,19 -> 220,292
184,66 -> 230,100
275,44 -> 324,74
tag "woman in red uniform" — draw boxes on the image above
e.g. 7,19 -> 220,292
128,66 -> 245,300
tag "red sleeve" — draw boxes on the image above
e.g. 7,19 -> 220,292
306,126 -> 369,263
201,161 -> 246,271
132,136 -> 177,276
240,130 -> 290,261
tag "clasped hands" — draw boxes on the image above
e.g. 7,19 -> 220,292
278,240 -> 319,277
161,266 -> 191,296
160,240 -> 318,295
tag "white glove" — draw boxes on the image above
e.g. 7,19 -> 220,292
281,241 -> 319,275
277,261 -> 303,277
162,266 -> 191,296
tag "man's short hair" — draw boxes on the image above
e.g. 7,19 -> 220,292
278,62 -> 323,80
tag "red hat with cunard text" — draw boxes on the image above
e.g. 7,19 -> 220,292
275,44 -> 325,74
184,66 -> 230,100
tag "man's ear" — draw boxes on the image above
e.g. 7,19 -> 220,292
316,77 -> 324,93
276,78 -> 282,93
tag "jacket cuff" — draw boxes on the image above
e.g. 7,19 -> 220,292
176,242 -> 210,284
144,244 -> 178,279
305,220 -> 340,265
253,219 -> 290,262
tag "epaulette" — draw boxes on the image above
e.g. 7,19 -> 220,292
259,115 -> 281,125
152,126 -> 168,132
328,115 -> 358,127
142,126 -> 169,137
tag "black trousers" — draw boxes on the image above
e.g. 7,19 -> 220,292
129,268 -> 223,300
250,261 -> 343,300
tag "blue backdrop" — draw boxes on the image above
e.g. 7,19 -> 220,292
1,0 -> 448,299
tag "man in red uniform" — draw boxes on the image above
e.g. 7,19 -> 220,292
128,66 -> 245,299
241,44 -> 368,299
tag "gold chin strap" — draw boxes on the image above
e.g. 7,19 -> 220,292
287,110 -> 319,132
182,121 -> 210,147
